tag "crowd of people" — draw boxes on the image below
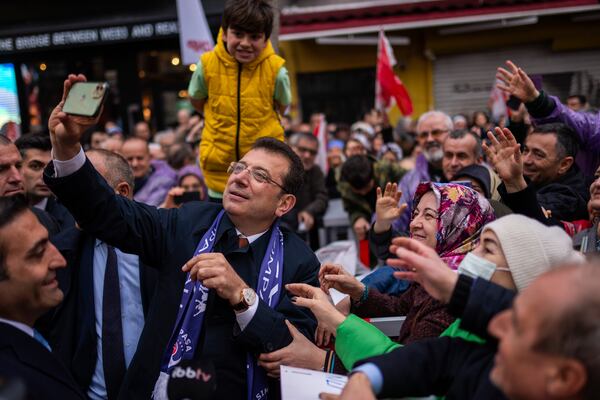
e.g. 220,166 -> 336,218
1,1 -> 600,400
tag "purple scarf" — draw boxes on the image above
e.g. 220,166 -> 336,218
153,210 -> 284,400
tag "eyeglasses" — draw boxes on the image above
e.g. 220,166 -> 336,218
417,129 -> 449,140
295,145 -> 318,156
227,162 -> 289,193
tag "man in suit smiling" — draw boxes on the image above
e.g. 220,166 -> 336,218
0,195 -> 84,399
44,74 -> 320,400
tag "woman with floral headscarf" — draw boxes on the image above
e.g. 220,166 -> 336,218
257,182 -> 495,376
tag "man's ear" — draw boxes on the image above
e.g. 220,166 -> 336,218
115,182 -> 131,199
546,359 -> 587,398
557,156 -> 574,176
275,194 -> 296,218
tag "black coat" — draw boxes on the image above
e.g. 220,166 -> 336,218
498,165 -> 590,223
359,277 -> 516,399
44,159 -> 320,400
45,227 -> 158,397
0,322 -> 85,400
45,196 -> 76,231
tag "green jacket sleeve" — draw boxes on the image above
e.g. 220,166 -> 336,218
334,314 -> 401,370
439,318 -> 485,344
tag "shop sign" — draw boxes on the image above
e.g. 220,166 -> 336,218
0,20 -> 179,54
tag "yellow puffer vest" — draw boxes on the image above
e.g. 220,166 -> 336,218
199,30 -> 285,193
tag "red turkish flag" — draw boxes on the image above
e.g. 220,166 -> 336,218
375,30 -> 413,116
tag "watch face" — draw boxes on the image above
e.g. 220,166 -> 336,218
242,288 -> 256,305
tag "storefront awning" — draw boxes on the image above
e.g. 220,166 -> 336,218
280,0 -> 600,41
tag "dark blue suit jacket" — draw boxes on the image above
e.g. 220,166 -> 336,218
45,227 -> 158,397
45,196 -> 76,231
0,322 -> 85,400
44,159 -> 320,400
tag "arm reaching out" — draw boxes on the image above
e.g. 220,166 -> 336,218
387,237 -> 457,304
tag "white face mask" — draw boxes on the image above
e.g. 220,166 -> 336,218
458,252 -> 500,281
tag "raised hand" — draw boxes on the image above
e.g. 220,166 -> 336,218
387,237 -> 457,304
49,74 -> 101,160
373,182 -> 407,233
482,127 -> 527,192
496,60 -> 539,103
318,263 -> 364,301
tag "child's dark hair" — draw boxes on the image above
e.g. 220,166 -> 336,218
222,0 -> 274,39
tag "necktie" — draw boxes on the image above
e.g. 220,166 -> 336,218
238,235 -> 249,249
33,329 -> 52,352
102,245 -> 126,400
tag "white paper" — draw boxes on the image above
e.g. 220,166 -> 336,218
280,365 -> 347,400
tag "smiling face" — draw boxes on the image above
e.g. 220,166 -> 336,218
409,191 -> 439,249
487,271 -> 584,400
522,133 -> 572,186
0,210 -> 66,325
222,148 -> 295,233
223,28 -> 267,64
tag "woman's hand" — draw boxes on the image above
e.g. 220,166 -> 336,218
319,263 -> 364,301
373,183 -> 407,233
287,283 -> 347,336
388,237 -> 457,304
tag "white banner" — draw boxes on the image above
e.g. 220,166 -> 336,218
176,0 -> 214,65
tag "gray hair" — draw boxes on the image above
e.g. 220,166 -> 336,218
447,129 -> 483,159
289,132 -> 318,148
86,149 -> 134,189
533,264 -> 600,399
416,111 -> 453,133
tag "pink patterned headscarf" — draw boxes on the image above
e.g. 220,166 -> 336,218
413,182 -> 496,269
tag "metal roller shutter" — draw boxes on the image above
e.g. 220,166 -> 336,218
433,44 -> 600,117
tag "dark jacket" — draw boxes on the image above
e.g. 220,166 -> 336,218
359,276 -> 515,399
573,223 -> 598,254
0,322 -> 85,400
498,165 -> 589,224
338,160 -> 406,226
46,227 -> 158,397
45,196 -> 76,231
282,165 -> 328,230
44,159 -> 320,400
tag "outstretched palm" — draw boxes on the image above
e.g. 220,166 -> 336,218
375,182 -> 406,225
483,127 -> 523,183
496,60 -> 539,103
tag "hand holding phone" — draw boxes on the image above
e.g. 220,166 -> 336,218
174,191 -> 202,205
49,74 -> 105,161
62,82 -> 109,117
